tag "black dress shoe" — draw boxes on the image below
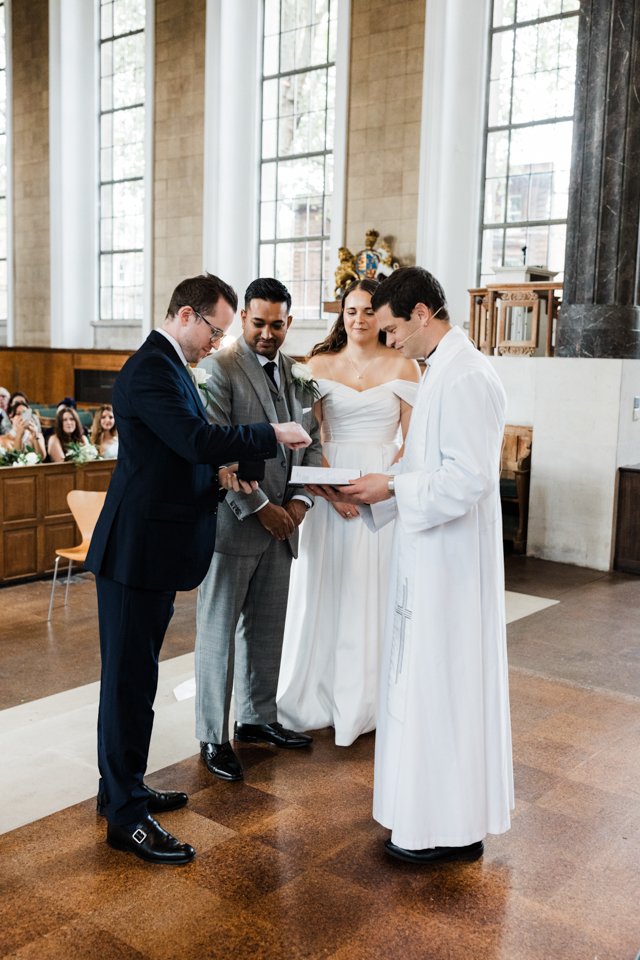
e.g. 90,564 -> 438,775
107,814 -> 195,865
234,721 -> 312,748
200,740 -> 244,781
96,784 -> 188,818
384,839 -> 484,864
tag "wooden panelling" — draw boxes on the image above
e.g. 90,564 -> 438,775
4,528 -> 38,579
614,465 -> 640,574
0,349 -> 132,405
0,459 -> 116,582
42,470 -> 76,516
2,475 -> 38,522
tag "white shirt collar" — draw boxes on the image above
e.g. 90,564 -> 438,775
157,328 -> 189,367
255,352 -> 280,368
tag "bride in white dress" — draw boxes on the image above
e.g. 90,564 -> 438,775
277,279 -> 420,746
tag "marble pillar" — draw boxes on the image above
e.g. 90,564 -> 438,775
556,0 -> 640,358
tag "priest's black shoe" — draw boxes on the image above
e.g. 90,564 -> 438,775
234,721 -> 312,748
384,839 -> 484,864
96,784 -> 188,817
107,814 -> 195,865
200,740 -> 244,781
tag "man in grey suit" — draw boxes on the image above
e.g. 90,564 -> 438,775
195,277 -> 323,780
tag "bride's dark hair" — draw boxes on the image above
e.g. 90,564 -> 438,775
308,278 -> 384,358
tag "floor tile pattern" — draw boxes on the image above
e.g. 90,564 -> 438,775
0,557 -> 639,959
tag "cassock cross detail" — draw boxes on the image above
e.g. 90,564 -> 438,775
394,579 -> 413,682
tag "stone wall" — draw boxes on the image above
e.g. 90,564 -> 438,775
345,0 -> 425,267
153,0 -> 206,323
11,0 -> 50,346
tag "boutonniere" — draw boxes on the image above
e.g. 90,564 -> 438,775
291,362 -> 321,400
192,367 -> 214,405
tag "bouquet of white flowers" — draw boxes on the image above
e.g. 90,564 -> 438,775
65,441 -> 99,464
0,446 -> 42,467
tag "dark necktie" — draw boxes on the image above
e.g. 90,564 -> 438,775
263,361 -> 278,390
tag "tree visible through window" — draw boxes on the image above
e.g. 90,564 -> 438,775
98,0 -> 146,344
479,0 -> 580,284
259,0 -> 338,321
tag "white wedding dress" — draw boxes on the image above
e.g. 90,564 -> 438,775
277,377 -> 417,746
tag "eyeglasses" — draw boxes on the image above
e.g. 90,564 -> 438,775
192,308 -> 225,343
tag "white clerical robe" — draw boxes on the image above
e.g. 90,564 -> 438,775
372,325 -> 514,850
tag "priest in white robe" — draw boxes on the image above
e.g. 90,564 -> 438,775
333,266 -> 514,864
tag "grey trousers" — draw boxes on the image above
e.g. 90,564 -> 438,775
195,538 -> 293,744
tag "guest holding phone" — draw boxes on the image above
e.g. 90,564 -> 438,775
1,400 -> 46,459
194,277 -> 322,782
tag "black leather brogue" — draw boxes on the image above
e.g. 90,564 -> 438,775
200,740 -> 244,781
107,814 -> 195,865
234,721 -> 312,748
96,784 -> 188,817
384,839 -> 484,864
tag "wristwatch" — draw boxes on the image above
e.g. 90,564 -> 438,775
387,476 -> 395,495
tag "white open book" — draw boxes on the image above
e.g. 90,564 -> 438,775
289,466 -> 361,486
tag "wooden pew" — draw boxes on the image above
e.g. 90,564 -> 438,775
500,425 -> 532,554
0,459 -> 116,584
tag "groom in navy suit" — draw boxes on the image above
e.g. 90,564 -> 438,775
86,273 -> 311,864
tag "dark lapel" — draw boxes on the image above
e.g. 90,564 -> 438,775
147,329 -> 208,419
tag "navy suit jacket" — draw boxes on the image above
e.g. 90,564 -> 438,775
86,330 -> 277,592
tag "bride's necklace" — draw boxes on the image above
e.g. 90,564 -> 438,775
344,350 -> 378,380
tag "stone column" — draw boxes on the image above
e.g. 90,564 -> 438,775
556,0 -> 640,358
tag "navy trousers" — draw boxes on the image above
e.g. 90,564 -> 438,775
96,574 -> 176,827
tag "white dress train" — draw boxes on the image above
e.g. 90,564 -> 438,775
277,378 -> 417,746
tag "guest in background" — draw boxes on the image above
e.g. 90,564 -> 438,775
47,405 -> 89,462
91,404 -> 118,459
0,400 -> 46,459
277,278 -> 420,746
0,387 -> 11,434
9,392 -> 42,434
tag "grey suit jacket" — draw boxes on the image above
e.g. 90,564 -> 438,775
198,337 -> 322,558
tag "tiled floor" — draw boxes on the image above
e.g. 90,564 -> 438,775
1,557 -> 639,959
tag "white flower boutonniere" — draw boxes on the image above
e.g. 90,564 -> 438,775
291,362 -> 321,400
192,367 -> 215,406
192,367 -> 211,387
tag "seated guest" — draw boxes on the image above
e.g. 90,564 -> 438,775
90,404 -> 118,459
47,405 -> 90,462
0,386 -> 11,434
0,401 -> 46,459
9,392 -> 42,434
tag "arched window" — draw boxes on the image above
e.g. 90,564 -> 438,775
479,0 -> 580,284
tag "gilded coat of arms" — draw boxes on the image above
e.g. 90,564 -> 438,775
334,229 -> 399,297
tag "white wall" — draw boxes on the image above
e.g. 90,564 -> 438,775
490,357 -> 640,570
